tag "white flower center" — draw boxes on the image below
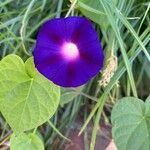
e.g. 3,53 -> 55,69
62,42 -> 79,60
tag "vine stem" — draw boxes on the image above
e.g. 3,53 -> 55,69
47,120 -> 71,142
20,0 -> 36,56
65,0 -> 78,18
0,134 -> 11,146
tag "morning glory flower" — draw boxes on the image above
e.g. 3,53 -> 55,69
34,16 -> 104,87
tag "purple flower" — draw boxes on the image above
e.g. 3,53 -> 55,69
34,16 -> 104,87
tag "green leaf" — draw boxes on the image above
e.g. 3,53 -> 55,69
0,54 -> 25,71
0,55 -> 29,101
77,0 -> 118,29
10,133 -> 44,150
25,57 -> 36,78
111,97 -> 150,150
0,55 -> 60,133
145,95 -> 150,116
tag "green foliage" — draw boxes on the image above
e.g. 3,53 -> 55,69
77,0 -> 150,150
0,55 -> 60,134
60,87 -> 83,107
0,55 -> 29,101
0,0 -> 149,149
112,96 -> 150,150
10,133 -> 44,150
77,0 -> 118,29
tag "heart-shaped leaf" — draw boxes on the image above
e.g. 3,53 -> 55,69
10,133 -> 44,150
0,55 -> 29,101
0,55 -> 60,134
112,96 -> 150,150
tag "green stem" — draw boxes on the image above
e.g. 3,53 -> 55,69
47,120 -> 71,142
